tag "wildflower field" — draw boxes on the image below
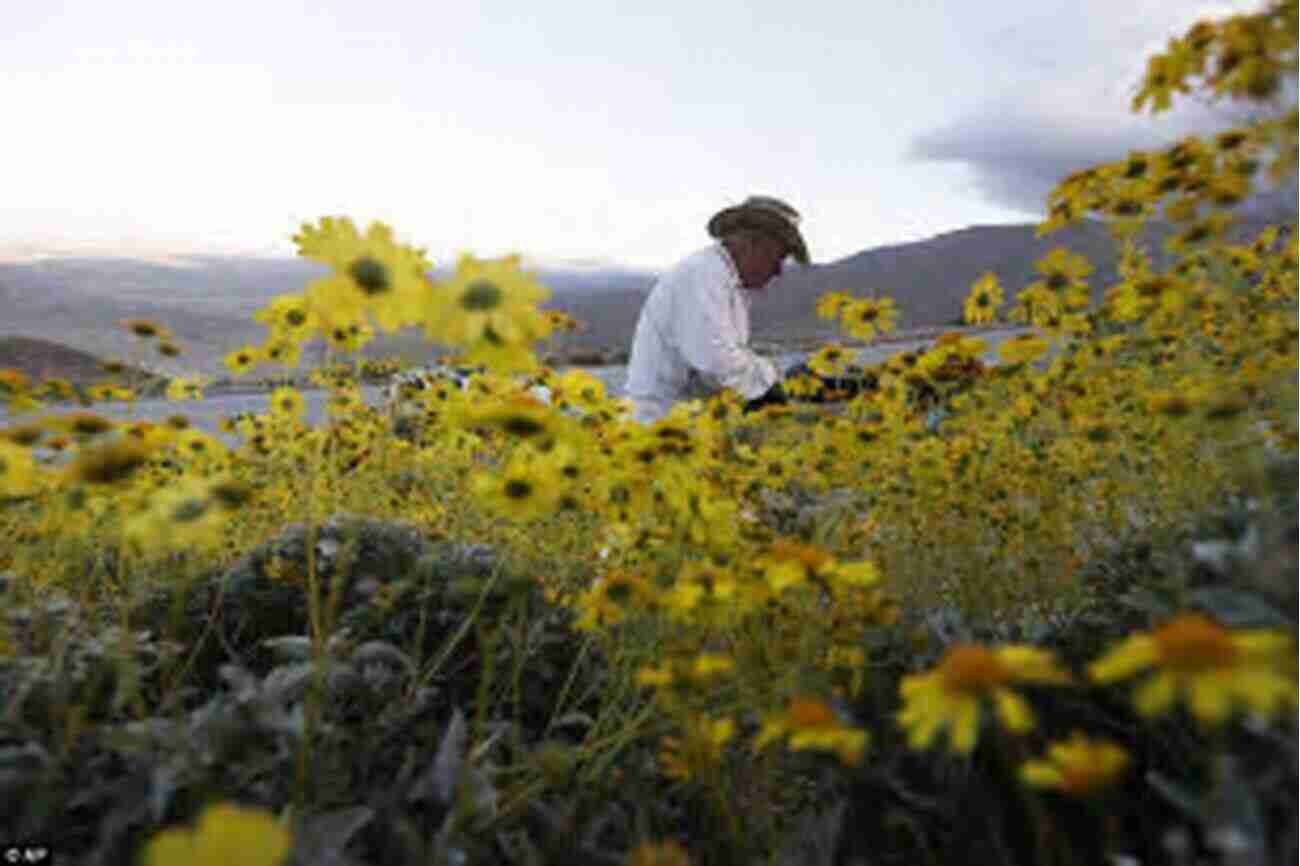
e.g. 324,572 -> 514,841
1,5 -> 1297,865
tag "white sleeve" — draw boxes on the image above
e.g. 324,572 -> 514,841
673,269 -> 779,400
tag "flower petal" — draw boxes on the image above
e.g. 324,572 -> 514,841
1189,673 -> 1233,726
1134,672 -> 1177,718
1089,636 -> 1157,683
993,688 -> 1036,733
950,697 -> 981,754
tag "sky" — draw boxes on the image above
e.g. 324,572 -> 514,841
2,0 -> 1284,269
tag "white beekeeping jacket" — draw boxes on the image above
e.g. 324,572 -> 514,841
624,243 -> 779,424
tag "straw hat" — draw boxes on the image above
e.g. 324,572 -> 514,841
707,195 -> 810,266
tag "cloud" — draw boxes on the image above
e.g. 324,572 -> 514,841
907,1 -> 1291,217
907,79 -> 1275,216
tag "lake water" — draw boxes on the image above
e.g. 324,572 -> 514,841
2,328 -> 1032,447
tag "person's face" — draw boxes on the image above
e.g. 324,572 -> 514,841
737,233 -> 790,289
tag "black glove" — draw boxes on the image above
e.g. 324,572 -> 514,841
784,361 -> 814,379
743,382 -> 789,414
783,361 -> 864,403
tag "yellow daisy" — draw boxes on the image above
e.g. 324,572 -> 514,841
659,714 -> 736,782
755,696 -> 869,766
472,447 -> 564,522
625,840 -> 693,866
224,346 -> 261,377
294,217 -> 431,333
815,291 -> 855,321
807,343 -> 851,377
63,436 -> 154,486
0,440 -> 39,497
253,292 -> 319,340
125,478 -> 228,553
166,377 -> 207,402
268,386 -> 306,421
963,272 -> 1004,325
1020,731 -> 1130,797
423,253 -> 552,350
998,334 -> 1052,366
141,801 -> 291,866
897,644 -> 1072,754
1088,612 -> 1297,727
840,297 -> 900,342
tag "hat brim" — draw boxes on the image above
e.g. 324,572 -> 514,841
707,206 -> 810,266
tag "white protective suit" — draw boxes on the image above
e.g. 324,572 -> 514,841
624,243 -> 780,424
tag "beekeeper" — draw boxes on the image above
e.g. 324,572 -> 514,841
624,196 -> 811,424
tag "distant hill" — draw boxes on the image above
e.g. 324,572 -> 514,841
1,210 -> 1292,372
534,212 -> 1297,350
0,335 -> 163,390
751,212 -> 1295,343
0,255 -> 658,374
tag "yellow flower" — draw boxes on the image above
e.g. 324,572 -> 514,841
807,343 -> 851,377
840,297 -> 900,342
254,293 -> 318,340
1,423 -> 45,447
1035,247 -> 1093,293
828,559 -> 882,588
34,377 -> 77,402
472,447 -> 564,522
268,387 -> 306,421
1165,212 -> 1235,256
755,696 -> 869,766
224,346 -> 261,377
815,291 -> 855,321
0,440 -> 38,497
1020,731 -> 1130,797
574,570 -> 654,630
659,714 -> 735,782
998,334 -> 1052,366
0,368 -> 31,396
1133,47 -> 1193,113
689,653 -> 735,680
761,539 -> 835,593
261,337 -> 303,369
294,217 -> 430,333
122,318 -> 167,339
141,801 -> 291,866
462,393 -> 566,443
1088,613 -> 1297,727
552,368 -> 608,409
543,309 -> 584,333
423,254 -> 552,350
125,479 -> 229,553
64,437 -> 153,486
662,561 -> 740,622
174,429 -> 229,463
963,272 -> 1004,325
625,839 -> 693,866
897,644 -> 1072,754
166,377 -> 207,402
47,412 -> 116,439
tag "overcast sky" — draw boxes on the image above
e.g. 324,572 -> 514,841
2,0 -> 1282,268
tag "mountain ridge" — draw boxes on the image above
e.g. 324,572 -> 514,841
3,212 -> 1293,374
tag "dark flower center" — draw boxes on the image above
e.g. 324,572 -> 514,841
348,257 -> 390,295
172,498 -> 211,523
462,280 -> 504,311
503,417 -> 545,437
504,479 -> 533,500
